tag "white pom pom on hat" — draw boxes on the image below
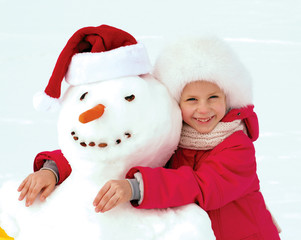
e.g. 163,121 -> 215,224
33,24 -> 151,112
33,92 -> 60,112
153,36 -> 253,109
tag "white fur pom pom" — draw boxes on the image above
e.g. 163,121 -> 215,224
33,92 -> 60,112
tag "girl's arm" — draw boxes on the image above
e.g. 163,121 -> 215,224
126,132 -> 258,211
33,149 -> 72,184
18,150 -> 72,206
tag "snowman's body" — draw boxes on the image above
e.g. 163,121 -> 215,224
0,74 -> 214,239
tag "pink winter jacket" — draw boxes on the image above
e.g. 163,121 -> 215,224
34,106 -> 280,240
126,106 -> 280,240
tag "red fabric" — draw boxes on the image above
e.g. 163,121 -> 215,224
126,105 -> 280,240
32,105 -> 279,239
34,150 -> 72,185
222,105 -> 259,141
45,24 -> 137,99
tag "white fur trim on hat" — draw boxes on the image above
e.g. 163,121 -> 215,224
153,36 -> 253,109
65,43 -> 151,85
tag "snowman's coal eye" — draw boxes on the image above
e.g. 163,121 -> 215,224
125,94 -> 135,102
80,92 -> 88,101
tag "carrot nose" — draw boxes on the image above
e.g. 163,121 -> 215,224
79,104 -> 105,124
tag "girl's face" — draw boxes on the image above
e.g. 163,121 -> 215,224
180,81 -> 227,134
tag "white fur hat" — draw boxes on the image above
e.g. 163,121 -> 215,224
153,36 -> 253,109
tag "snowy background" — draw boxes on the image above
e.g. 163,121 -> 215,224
0,0 -> 300,239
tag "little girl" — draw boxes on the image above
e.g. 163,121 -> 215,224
19,36 -> 280,239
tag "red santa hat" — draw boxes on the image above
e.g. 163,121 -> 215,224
153,36 -> 253,109
34,24 -> 151,111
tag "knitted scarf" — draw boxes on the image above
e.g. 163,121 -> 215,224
179,120 -> 247,150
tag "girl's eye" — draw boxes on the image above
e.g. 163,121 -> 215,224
80,92 -> 88,101
209,95 -> 218,99
187,98 -> 197,101
125,94 -> 135,102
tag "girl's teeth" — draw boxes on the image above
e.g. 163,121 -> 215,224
197,117 -> 212,122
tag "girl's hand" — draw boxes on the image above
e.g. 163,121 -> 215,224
17,169 -> 56,207
93,180 -> 132,213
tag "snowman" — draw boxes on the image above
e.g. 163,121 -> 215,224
0,25 -> 214,239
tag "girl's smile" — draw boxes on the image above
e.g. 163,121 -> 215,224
195,116 -> 214,123
180,81 -> 227,134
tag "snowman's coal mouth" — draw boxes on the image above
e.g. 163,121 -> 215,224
71,131 -> 132,148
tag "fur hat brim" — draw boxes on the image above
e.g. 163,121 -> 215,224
153,36 -> 253,109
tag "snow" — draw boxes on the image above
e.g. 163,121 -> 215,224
0,0 -> 300,239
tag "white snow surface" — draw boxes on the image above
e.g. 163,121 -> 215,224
0,0 -> 300,239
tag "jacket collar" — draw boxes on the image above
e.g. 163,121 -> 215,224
221,105 -> 259,142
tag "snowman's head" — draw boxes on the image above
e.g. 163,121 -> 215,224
57,74 -> 182,173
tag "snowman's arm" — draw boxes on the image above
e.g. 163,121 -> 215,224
34,150 -> 72,184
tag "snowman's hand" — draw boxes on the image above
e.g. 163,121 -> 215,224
17,169 -> 56,207
93,180 -> 132,213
